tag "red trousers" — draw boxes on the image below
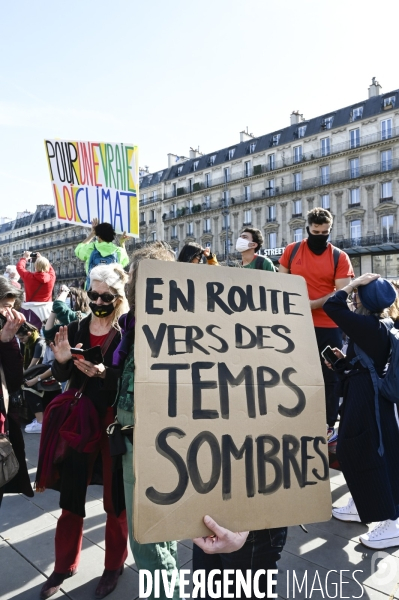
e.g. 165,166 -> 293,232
54,408 -> 128,573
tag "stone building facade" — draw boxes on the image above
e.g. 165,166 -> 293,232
0,205 -> 89,290
137,78 -> 399,278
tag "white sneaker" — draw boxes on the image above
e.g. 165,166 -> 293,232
332,497 -> 361,522
24,418 -> 37,432
360,519 -> 399,549
25,421 -> 42,434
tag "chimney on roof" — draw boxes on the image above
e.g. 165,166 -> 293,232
189,147 -> 202,159
240,129 -> 255,143
290,111 -> 303,126
368,77 -> 382,98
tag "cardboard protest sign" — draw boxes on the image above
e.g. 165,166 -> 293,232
44,139 -> 139,235
133,260 -> 331,543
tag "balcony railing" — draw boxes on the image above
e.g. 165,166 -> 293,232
148,126 -> 399,205
380,196 -> 394,203
162,158 -> 399,220
331,233 -> 399,250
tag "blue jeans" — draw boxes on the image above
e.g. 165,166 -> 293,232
192,527 -> 287,599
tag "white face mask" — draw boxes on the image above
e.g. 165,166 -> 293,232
235,237 -> 252,253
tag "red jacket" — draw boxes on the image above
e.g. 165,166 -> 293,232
16,258 -> 56,302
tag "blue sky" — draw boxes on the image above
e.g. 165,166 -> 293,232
1,0 -> 398,216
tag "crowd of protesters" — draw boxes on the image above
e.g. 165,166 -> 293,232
2,211 -> 399,598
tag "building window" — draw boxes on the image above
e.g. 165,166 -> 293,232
228,148 -> 235,160
172,183 -> 177,196
321,194 -> 330,209
187,222 -> 193,236
268,154 -> 275,170
249,142 -> 256,154
244,185 -> 251,201
381,118 -> 392,140
204,195 -> 210,208
193,161 -> 199,171
177,166 -> 183,175
204,218 -> 211,233
381,181 -> 392,200
381,150 -> 392,171
151,231 -> 157,241
384,96 -> 396,109
223,190 -> 229,204
298,125 -> 307,138
373,254 -> 399,279
350,128 -> 360,149
142,193 -> 147,204
171,225 -> 177,238
293,146 -> 303,163
321,137 -> 330,157
351,106 -> 363,122
188,199 -> 193,213
140,211 -> 145,224
243,209 -> 252,225
294,228 -> 303,242
268,205 -> 276,221
209,155 -> 216,166
271,134 -> 280,146
350,158 -> 359,179
293,199 -> 302,216
224,167 -> 230,183
293,173 -> 302,191
350,219 -> 361,240
158,171 -> 163,181
266,179 -> 275,197
171,203 -> 177,217
188,179 -> 193,193
320,165 -> 330,185
350,188 -> 360,205
150,210 -> 156,223
381,215 -> 394,240
322,116 -> 334,130
244,161 -> 251,177
205,173 -> 211,188
268,232 -> 277,248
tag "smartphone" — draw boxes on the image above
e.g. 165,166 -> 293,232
30,253 -> 38,258
71,345 -> 104,365
321,345 -> 339,366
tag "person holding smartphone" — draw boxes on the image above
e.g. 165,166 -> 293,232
37,264 -> 130,600
323,274 -> 399,549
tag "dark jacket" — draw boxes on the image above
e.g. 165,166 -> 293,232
324,290 -> 399,522
51,315 -> 121,418
0,338 -> 33,498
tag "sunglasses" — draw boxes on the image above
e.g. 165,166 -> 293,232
87,291 -> 117,303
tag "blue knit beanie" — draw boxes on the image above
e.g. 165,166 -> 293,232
358,278 -> 396,313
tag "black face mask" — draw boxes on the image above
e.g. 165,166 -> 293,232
306,226 -> 330,255
89,302 -> 116,318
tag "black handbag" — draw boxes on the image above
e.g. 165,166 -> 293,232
0,364 -> 19,488
23,364 -> 61,392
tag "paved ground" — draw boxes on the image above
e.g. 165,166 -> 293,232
2,432 -> 399,599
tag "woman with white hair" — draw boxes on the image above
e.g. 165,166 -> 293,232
17,251 -> 56,321
4,264 -> 21,289
37,263 -> 129,600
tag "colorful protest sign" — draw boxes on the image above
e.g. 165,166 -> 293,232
133,260 -> 332,543
44,139 -> 139,235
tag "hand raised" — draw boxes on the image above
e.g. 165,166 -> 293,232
50,326 -> 72,364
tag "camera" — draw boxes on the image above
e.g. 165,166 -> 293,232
30,253 -> 38,258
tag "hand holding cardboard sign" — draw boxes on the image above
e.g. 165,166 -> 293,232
193,515 -> 249,554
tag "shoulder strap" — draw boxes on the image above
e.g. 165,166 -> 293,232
100,327 -> 118,356
331,247 -> 341,278
288,242 -> 301,273
0,363 -> 9,415
31,282 -> 44,301
254,255 -> 265,270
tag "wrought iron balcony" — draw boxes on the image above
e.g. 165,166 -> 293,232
331,233 -> 399,251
